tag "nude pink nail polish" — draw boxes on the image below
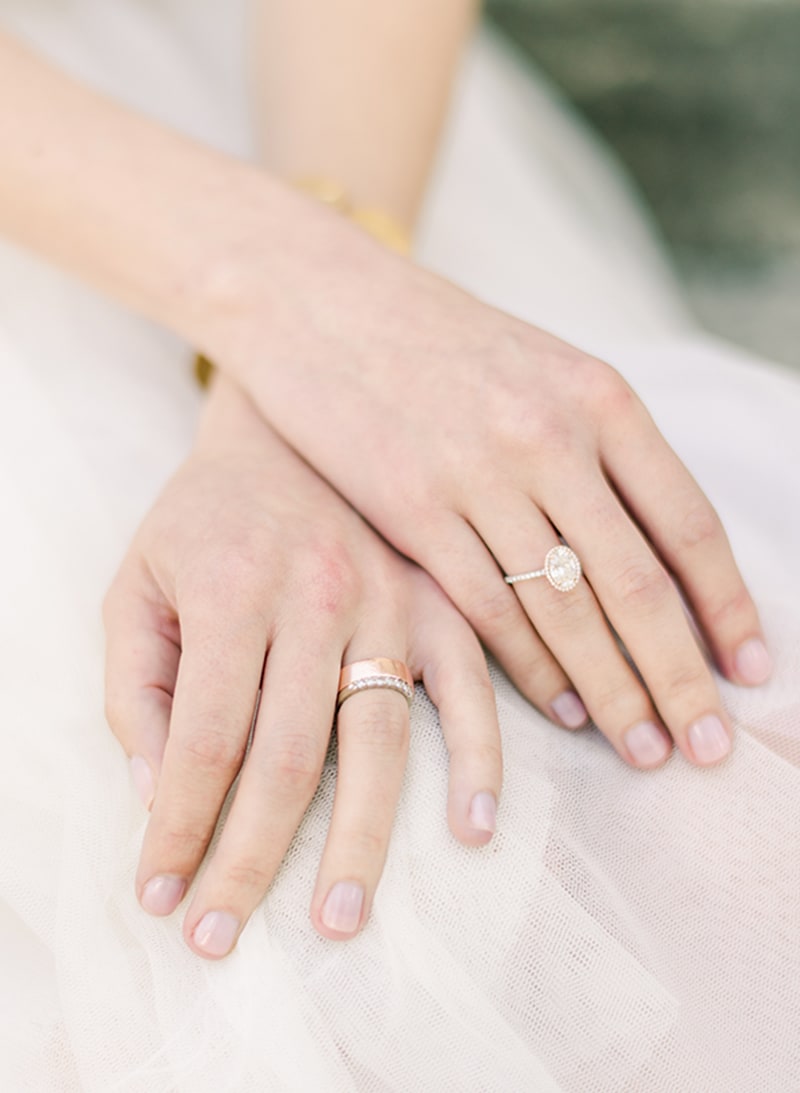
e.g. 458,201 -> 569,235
551,691 -> 588,729
141,875 -> 185,916
193,911 -> 240,958
624,721 -> 671,768
468,791 -> 497,834
688,715 -> 731,765
734,638 -> 772,686
321,882 -> 364,935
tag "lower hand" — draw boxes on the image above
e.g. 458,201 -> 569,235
103,377 -> 501,958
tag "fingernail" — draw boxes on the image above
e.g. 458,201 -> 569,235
193,911 -> 240,958
130,756 -> 155,810
468,791 -> 497,834
141,875 -> 186,917
551,690 -> 588,729
734,638 -> 772,686
688,715 -> 731,765
624,721 -> 671,768
321,881 -> 364,935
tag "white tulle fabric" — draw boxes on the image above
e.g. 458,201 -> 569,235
0,4 -> 798,1090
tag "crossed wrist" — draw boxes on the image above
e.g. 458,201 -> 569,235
191,175 -> 413,389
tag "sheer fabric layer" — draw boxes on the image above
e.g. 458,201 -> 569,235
0,3 -> 797,1090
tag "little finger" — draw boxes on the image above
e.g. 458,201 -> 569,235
409,575 -> 503,842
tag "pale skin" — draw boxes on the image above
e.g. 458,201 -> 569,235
0,2 -> 771,958
105,375 -> 501,954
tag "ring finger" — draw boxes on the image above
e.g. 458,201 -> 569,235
311,625 -> 412,941
479,492 -> 674,769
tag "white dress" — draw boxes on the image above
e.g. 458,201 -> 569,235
0,3 -> 798,1090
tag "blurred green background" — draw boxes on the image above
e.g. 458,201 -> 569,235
487,0 -> 800,368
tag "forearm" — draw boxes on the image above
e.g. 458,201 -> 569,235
252,0 -> 479,230
0,31 -> 340,344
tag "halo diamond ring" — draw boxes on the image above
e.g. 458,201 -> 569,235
505,545 -> 582,593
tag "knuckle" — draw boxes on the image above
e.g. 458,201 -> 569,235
460,670 -> 497,710
591,674 -> 642,723
467,583 -> 520,637
341,826 -> 386,861
210,547 -> 264,603
525,413 -> 575,461
300,542 -> 361,616
266,730 -> 325,794
676,502 -> 723,553
616,561 -> 671,613
345,695 -> 409,756
663,662 -> 712,701
156,824 -> 209,863
708,584 -> 754,629
223,858 -> 274,894
536,587 -> 596,631
450,739 -> 503,773
428,656 -> 494,704
181,726 -> 246,774
184,551 -> 264,623
586,361 -> 637,415
527,655 -> 567,697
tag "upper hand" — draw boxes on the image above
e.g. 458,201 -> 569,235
205,227 -> 770,770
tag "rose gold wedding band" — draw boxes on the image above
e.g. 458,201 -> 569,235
337,658 -> 415,709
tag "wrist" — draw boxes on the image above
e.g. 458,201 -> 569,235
194,371 -> 275,459
191,176 -> 414,391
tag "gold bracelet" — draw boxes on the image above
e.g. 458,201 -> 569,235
293,178 -> 413,256
194,178 -> 412,388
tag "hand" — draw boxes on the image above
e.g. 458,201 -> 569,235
103,377 -> 501,958
202,225 -> 770,771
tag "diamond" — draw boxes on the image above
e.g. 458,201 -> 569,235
544,546 -> 581,592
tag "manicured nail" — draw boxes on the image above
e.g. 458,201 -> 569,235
141,875 -> 186,917
193,911 -> 240,958
624,721 -> 671,768
551,690 -> 588,729
688,715 -> 731,765
468,791 -> 497,834
130,756 -> 155,810
321,882 -> 364,935
734,638 -> 772,686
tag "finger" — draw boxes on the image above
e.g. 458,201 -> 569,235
311,625 -> 411,941
547,471 -> 732,767
182,631 -> 342,958
417,510 -> 587,729
479,496 -> 673,770
135,599 -> 266,918
602,415 -> 770,686
409,574 -> 503,843
103,567 -> 180,810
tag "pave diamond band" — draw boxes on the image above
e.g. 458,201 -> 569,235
505,545 -> 582,593
337,658 -> 415,710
